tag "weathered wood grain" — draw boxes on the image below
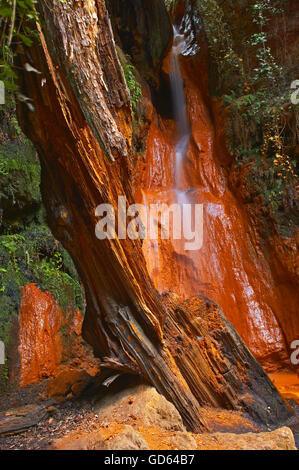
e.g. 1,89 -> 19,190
15,0 -> 292,431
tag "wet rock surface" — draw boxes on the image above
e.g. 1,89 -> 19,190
11,0 -> 297,434
107,0 -> 172,81
2,0 -> 297,451
18,284 -> 63,386
135,12 -> 299,370
269,372 -> 299,405
17,284 -> 100,388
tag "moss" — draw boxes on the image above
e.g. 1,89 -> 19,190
117,48 -> 142,117
0,224 -> 84,311
0,140 -> 40,200
0,138 -> 41,233
195,0 -> 298,231
0,113 -> 84,392
0,222 -> 85,392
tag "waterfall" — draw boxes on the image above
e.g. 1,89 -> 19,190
170,26 -> 190,192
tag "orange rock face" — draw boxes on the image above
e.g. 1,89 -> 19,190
135,47 -> 299,369
269,371 -> 299,405
18,284 -> 63,386
18,284 -> 100,388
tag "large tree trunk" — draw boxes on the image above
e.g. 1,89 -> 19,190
15,0 -> 291,431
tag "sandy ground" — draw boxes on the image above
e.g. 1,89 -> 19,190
0,372 -> 298,450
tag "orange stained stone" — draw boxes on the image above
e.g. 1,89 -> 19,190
18,284 -> 63,386
135,50 -> 299,368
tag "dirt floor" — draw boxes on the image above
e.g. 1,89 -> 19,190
0,372 -> 298,450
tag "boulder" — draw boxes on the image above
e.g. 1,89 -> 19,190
48,431 -> 105,451
46,368 -> 91,399
49,421 -> 296,451
196,427 -> 297,451
171,431 -> 197,450
47,384 -> 296,451
95,384 -> 186,431
102,425 -> 149,450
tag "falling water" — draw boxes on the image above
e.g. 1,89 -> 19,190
139,20 -> 297,366
170,26 -> 190,192
141,24 -> 196,285
169,25 -> 196,256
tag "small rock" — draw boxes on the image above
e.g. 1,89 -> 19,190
102,425 -> 149,450
46,406 -> 57,415
95,384 -> 185,432
171,432 -> 197,450
46,369 -> 90,399
196,427 -> 297,450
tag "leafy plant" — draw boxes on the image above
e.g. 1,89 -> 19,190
198,0 -> 298,219
0,0 -> 66,98
0,134 -> 84,391
0,0 -> 39,94
123,56 -> 142,116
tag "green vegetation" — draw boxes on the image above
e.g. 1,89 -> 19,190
0,226 -> 83,313
164,0 -> 176,10
0,112 -> 84,392
122,54 -> 142,116
116,47 -> 144,152
0,0 -> 68,95
0,139 -> 40,210
0,0 -> 40,98
196,0 -> 298,227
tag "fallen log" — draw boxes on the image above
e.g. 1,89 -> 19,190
15,0 -> 292,431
